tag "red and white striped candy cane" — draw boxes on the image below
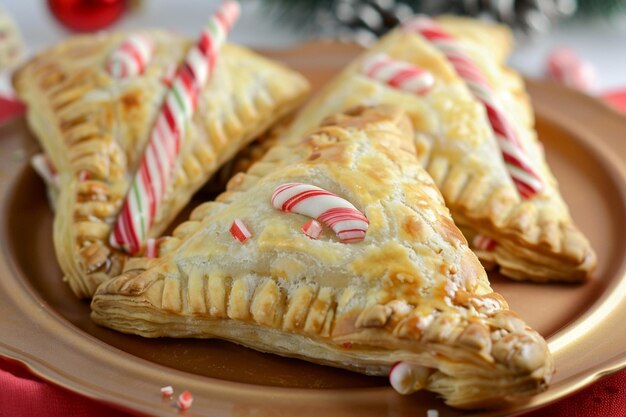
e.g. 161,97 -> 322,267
473,234 -> 497,252
110,0 -> 240,255
272,183 -> 369,243
106,34 -> 155,79
404,16 -> 544,199
361,53 -> 434,95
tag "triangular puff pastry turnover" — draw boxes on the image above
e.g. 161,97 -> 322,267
91,106 -> 553,409
13,30 -> 309,298
276,16 -> 595,282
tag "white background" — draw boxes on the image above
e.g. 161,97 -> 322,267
3,0 -> 626,94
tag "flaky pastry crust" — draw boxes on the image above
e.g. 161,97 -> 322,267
274,16 -> 595,282
14,30 -> 309,297
91,106 -> 553,409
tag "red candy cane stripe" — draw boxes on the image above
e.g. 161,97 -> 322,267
301,219 -> 323,239
473,234 -> 497,252
271,183 -> 369,243
404,16 -> 544,199
230,218 -> 251,243
110,1 -> 240,255
106,34 -> 155,79
361,53 -> 434,95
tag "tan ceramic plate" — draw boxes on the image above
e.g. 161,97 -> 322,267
1,42 -> 626,417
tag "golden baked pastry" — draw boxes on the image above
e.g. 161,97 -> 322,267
275,16 -> 595,282
91,106 -> 553,409
14,30 -> 310,298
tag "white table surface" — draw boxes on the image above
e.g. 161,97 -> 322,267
3,0 -> 626,94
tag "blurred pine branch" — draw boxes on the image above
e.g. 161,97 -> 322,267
578,0 -> 626,15
259,0 -> 626,26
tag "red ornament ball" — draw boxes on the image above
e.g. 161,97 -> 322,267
48,0 -> 127,32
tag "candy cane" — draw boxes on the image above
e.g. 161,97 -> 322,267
361,53 -> 434,95
271,183 -> 369,243
230,218 -> 252,243
31,153 -> 58,188
160,386 -> 174,398
301,219 -> 323,239
78,170 -> 91,181
106,34 -> 155,78
389,361 -> 431,395
110,0 -> 240,254
547,47 -> 595,93
404,16 -> 544,199
145,238 -> 158,257
177,390 -> 193,411
473,234 -> 497,252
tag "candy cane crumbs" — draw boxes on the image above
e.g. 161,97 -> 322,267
547,47 -> 596,93
145,238 -> 158,257
271,183 -> 369,243
177,390 -> 193,411
473,234 -> 497,252
389,361 -> 432,395
78,170 -> 91,181
230,218 -> 251,243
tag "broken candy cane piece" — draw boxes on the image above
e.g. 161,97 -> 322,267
473,234 -> 497,252
160,385 -> 174,397
177,390 -> 193,411
301,219 -> 323,239
361,53 -> 435,95
271,183 -> 369,243
230,218 -> 251,243
389,362 -> 432,395
547,47 -> 596,93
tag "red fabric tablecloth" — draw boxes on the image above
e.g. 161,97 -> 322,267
1,356 -> 625,417
1,90 -> 625,416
